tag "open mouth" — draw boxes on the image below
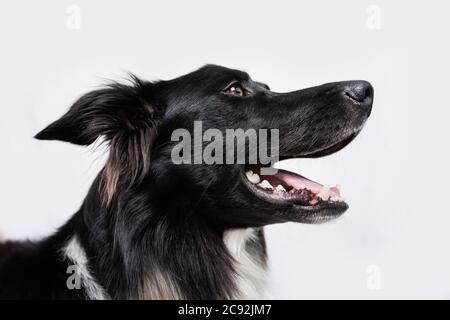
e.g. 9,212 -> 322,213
244,166 -> 344,207
240,133 -> 358,221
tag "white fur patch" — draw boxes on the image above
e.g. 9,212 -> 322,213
62,235 -> 109,300
223,228 -> 270,299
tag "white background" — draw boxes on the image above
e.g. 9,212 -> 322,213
1,0 -> 449,299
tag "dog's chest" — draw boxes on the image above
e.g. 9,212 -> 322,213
223,228 -> 270,299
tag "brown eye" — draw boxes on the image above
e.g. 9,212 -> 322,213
224,82 -> 246,97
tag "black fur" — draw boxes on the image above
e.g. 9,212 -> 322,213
0,65 -> 373,299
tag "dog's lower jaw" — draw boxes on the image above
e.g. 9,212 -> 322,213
223,228 -> 270,300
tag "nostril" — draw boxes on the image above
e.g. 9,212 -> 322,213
344,82 -> 373,104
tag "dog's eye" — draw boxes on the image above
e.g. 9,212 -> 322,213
223,82 -> 246,97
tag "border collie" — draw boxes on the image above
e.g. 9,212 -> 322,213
0,65 -> 373,299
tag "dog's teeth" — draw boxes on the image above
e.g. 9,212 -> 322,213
330,196 -> 344,202
316,185 -> 331,200
258,180 -> 274,190
245,170 -> 261,184
275,185 -> 286,192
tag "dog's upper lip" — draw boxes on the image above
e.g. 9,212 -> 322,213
281,132 -> 358,159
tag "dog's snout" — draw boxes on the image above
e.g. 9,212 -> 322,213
342,81 -> 373,114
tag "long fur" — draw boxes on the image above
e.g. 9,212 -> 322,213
224,228 -> 270,299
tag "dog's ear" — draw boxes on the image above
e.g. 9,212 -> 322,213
36,76 -> 162,204
35,76 -> 158,146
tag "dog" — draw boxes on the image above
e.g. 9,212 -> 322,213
0,65 -> 373,299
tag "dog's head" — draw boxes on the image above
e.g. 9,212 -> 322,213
36,65 -> 373,229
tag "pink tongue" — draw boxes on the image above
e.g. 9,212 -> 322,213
277,170 -> 340,197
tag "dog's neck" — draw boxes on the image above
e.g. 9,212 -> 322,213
223,228 -> 270,299
65,179 -> 269,299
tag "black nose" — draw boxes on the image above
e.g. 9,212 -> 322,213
342,81 -> 373,114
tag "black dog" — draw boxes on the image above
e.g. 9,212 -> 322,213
0,65 -> 373,299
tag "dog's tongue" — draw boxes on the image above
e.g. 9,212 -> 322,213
267,169 -> 341,197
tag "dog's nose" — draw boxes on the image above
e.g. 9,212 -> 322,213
342,81 -> 373,115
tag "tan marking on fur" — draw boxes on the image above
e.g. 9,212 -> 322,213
102,158 -> 120,205
136,269 -> 183,300
143,102 -> 155,114
100,124 -> 156,206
